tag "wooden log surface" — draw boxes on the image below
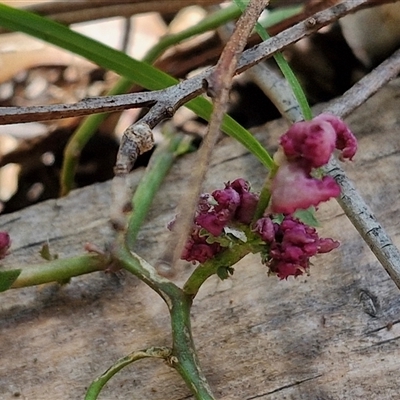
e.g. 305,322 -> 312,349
1,79 -> 400,399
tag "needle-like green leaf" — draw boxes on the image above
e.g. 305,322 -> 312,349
0,4 -> 275,170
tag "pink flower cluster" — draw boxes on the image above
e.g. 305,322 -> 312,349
180,179 -> 259,263
0,231 -> 11,259
181,227 -> 222,264
254,215 -> 339,279
176,113 -> 357,279
178,179 -> 340,279
271,113 -> 357,214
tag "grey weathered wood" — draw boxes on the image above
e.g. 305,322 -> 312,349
1,80 -> 400,399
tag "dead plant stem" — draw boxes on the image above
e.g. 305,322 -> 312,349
0,0 -> 369,125
322,48 -> 400,290
249,42 -> 400,289
161,0 -> 270,271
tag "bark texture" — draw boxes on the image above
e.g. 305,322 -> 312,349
1,80 -> 400,399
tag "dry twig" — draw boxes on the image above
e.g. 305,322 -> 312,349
0,0 -> 368,126
323,48 -> 400,290
4,0 -> 396,284
162,0 -> 270,272
244,39 -> 400,289
0,0 -> 223,30
11,0 -> 393,28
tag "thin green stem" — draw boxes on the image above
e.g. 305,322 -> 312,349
269,50 -> 312,121
232,0 -> 311,218
253,179 -> 272,221
258,5 -> 302,29
169,294 -> 216,400
85,347 -> 172,400
114,241 -> 218,399
253,165 -> 278,221
126,134 -> 182,225
114,237 -> 180,301
126,132 -> 190,250
234,0 -> 312,121
114,237 -> 222,397
9,254 -> 105,289
145,4 -> 241,63
183,242 -> 257,297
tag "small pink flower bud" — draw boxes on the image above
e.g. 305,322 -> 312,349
0,231 -> 11,259
280,117 -> 336,168
271,161 -> 340,214
316,113 -> 357,160
280,113 -> 357,167
317,237 -> 340,253
181,235 -> 221,264
272,114 -> 357,214
195,210 -> 230,237
212,187 -> 241,213
228,179 -> 259,224
253,217 -> 276,242
270,261 -> 307,280
256,216 -> 339,279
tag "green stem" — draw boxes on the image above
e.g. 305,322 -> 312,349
115,241 -> 217,399
183,242 -> 256,297
9,254 -> 105,289
85,347 -> 172,400
126,132 -> 190,250
253,165 -> 278,221
253,181 -> 272,221
270,51 -> 312,121
169,294 -> 216,400
145,4 -> 241,63
233,0 -> 312,217
114,240 -> 178,303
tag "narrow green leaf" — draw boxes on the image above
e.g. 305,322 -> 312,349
0,4 -> 275,170
234,0 -> 312,121
126,132 -> 188,250
0,5 -> 175,90
0,269 -> 22,292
